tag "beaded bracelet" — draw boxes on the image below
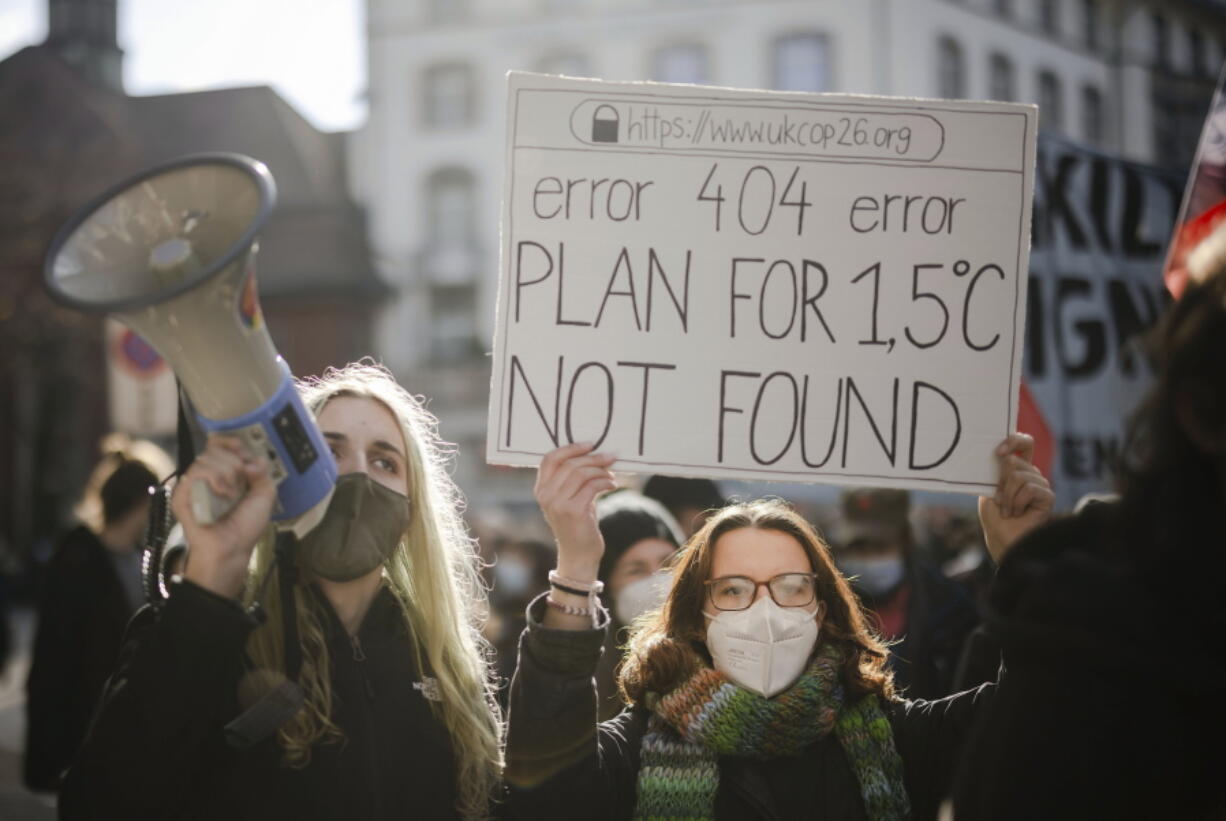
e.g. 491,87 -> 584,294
544,595 -> 593,618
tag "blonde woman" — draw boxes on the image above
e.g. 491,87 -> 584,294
61,363 -> 503,820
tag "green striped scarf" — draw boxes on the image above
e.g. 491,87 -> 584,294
634,642 -> 909,821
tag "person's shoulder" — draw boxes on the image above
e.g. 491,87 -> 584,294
48,525 -> 108,572
602,703 -> 649,735
989,498 -> 1143,661
598,704 -> 651,766
1006,496 -> 1120,564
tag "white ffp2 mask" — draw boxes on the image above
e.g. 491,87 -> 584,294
704,596 -> 820,698
614,570 -> 672,626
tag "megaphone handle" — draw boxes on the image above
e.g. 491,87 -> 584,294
190,476 -> 248,525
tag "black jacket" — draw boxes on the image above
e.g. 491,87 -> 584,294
60,578 -> 462,820
24,526 -> 133,791
506,596 -> 994,821
877,560 -> 982,701
952,501 -> 1226,820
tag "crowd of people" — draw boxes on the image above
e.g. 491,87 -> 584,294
6,250 -> 1224,819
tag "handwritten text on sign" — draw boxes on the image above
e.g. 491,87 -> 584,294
488,73 -> 1036,494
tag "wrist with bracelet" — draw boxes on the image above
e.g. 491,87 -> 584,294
546,569 -> 606,627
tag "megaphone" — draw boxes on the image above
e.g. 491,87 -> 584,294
44,153 -> 337,527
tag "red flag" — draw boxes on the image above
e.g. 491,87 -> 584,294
1016,380 -> 1053,482
1162,63 -> 1226,299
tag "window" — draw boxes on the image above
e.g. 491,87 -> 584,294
1152,14 -> 1170,70
423,63 -> 475,128
1038,70 -> 1064,133
1038,0 -> 1059,37
989,52 -> 1015,101
422,167 -> 479,285
772,32 -> 830,92
429,283 -> 479,363
937,36 -> 966,99
651,43 -> 709,84
537,52 -> 592,78
1082,0 -> 1100,51
1189,30 -> 1207,78
1081,85 -> 1104,146
423,168 -> 479,361
427,167 -> 474,249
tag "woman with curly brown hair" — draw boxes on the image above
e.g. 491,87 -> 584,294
505,437 -> 1051,821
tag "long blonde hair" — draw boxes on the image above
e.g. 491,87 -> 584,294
243,362 -> 503,820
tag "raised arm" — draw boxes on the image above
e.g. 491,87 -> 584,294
504,444 -> 645,819
978,433 -> 1054,564
533,442 -> 616,630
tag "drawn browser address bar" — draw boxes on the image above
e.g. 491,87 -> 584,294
567,98 -> 946,162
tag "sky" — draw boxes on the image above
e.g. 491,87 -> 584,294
0,0 -> 367,132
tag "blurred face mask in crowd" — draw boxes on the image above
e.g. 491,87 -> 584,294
614,570 -> 672,625
705,596 -> 820,698
838,555 -> 905,597
296,472 -> 410,582
494,555 -> 534,598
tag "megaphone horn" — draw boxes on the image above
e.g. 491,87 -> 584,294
44,153 -> 337,527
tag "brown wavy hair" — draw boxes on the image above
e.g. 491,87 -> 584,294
619,498 -> 896,704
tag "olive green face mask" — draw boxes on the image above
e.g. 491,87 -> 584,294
295,473 -> 410,582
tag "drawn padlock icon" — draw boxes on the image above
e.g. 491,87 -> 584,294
591,104 -> 620,143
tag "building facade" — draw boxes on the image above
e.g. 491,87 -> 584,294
350,0 -> 1226,508
0,0 -> 384,571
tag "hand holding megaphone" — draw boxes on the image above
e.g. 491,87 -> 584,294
172,434 -> 278,599
44,153 -> 339,550
190,474 -> 246,525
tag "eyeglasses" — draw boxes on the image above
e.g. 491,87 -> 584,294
704,572 -> 819,611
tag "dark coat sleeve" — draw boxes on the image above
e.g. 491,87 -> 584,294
950,504 -> 1226,821
57,578 -> 255,820
887,679 -> 996,821
504,594 -> 645,821
24,539 -> 93,791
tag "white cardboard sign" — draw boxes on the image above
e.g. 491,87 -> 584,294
487,72 -> 1036,494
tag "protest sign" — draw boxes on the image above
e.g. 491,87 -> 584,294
1026,134 -> 1179,508
487,72 -> 1037,494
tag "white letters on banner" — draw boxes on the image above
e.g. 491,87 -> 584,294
1025,135 -> 1178,508
487,72 -> 1037,494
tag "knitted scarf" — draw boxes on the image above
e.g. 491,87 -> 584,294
634,642 -> 909,821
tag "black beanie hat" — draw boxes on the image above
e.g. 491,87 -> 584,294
596,491 -> 684,585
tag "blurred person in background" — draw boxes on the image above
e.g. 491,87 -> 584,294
58,364 -> 503,821
506,436 -> 1051,821
830,488 -> 982,700
591,490 -> 683,720
24,437 -> 173,792
641,474 -> 726,539
953,255 -> 1226,819
917,509 -> 985,579
488,537 -> 553,702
